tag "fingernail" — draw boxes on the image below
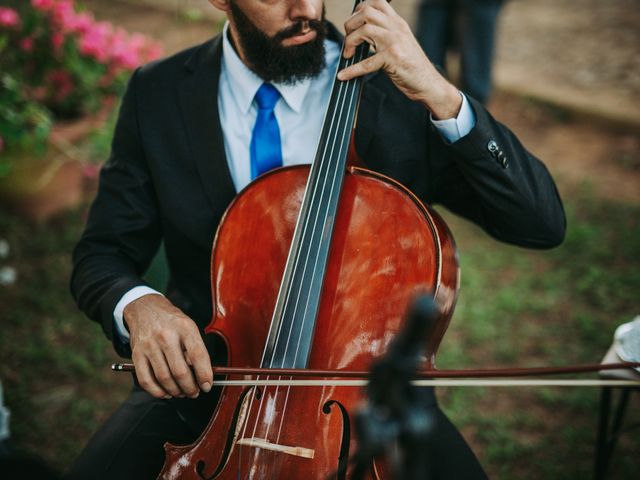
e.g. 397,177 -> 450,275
190,392 -> 199,399
163,394 -> 171,399
201,382 -> 212,392
337,71 -> 345,81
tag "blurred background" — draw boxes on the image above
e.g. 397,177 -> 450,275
1,0 -> 638,478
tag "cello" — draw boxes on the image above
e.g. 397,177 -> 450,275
157,1 -> 459,477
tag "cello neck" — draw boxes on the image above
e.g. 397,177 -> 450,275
260,0 -> 371,370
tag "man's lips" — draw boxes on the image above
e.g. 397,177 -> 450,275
281,29 -> 317,46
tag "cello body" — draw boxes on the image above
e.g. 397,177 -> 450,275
157,164 -> 459,479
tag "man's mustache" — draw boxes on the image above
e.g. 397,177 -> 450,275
274,19 -> 325,42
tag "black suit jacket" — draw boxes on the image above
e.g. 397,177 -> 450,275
71,32 -> 565,357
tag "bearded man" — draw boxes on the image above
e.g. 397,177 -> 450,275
68,1 -> 565,478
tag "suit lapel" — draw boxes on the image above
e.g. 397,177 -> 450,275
176,26 -> 386,209
178,35 -> 237,212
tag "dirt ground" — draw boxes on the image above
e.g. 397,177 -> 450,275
490,92 -> 640,204
495,0 -> 640,125
84,0 -> 640,204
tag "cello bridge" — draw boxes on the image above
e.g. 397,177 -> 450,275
235,437 -> 315,459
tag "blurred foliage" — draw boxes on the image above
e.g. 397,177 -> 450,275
0,73 -> 52,174
0,0 -> 162,176
435,185 -> 640,479
86,104 -> 117,163
0,0 -> 162,118
0,207 -> 130,472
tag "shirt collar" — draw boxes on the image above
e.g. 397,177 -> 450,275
221,22 -> 314,114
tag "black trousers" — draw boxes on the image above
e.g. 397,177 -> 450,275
66,385 -> 487,479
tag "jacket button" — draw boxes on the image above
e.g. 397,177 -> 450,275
487,140 -> 499,154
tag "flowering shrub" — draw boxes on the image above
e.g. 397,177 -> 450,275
0,74 -> 52,176
0,0 -> 163,164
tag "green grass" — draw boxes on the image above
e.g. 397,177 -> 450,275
433,186 -> 640,479
0,187 -> 639,478
0,209 -> 131,472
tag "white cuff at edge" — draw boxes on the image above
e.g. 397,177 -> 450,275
430,92 -> 476,144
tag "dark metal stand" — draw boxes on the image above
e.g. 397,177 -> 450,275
594,385 -> 639,480
350,295 -> 440,480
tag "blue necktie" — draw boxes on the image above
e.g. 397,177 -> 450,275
250,83 -> 283,179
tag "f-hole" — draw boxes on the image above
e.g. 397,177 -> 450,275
196,386 -> 260,480
322,400 -> 351,480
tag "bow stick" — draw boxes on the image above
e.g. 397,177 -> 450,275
112,362 -> 640,387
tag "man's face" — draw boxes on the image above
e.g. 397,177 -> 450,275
215,0 -> 327,84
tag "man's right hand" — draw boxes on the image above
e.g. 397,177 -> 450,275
124,294 -> 213,399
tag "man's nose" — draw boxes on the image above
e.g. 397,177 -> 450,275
289,0 -> 319,21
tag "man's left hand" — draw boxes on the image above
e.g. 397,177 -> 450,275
338,0 -> 462,120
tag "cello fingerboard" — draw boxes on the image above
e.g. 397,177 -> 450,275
261,0 -> 370,370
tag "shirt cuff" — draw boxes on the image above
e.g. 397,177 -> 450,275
430,92 -> 476,144
113,286 -> 163,342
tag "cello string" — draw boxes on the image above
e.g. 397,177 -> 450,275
242,2 -> 367,453
270,43 -> 367,446
255,20 -> 363,372
251,37 -> 354,374
255,78 -> 340,369
265,49 -> 364,445
240,39 -> 367,450
259,40 -> 368,447
261,33 -> 365,374
272,80 -> 361,445
271,51 -> 362,375
269,2 -> 369,373
268,25 -> 367,397
273,50 -> 363,437
265,41 -> 366,373
287,60 -> 362,368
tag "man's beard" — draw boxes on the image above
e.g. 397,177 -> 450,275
229,2 -> 327,85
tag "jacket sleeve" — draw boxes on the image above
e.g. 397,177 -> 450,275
70,68 -> 161,357
428,96 -> 566,249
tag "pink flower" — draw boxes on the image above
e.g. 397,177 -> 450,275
31,0 -> 56,11
128,33 -> 147,53
51,32 -> 65,50
51,0 -> 77,31
145,42 -> 164,62
109,29 -> 141,69
78,21 -> 112,63
20,37 -> 35,53
0,7 -> 20,28
69,12 -> 93,34
53,0 -> 74,15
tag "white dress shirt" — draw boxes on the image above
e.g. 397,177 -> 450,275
113,23 -> 476,341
